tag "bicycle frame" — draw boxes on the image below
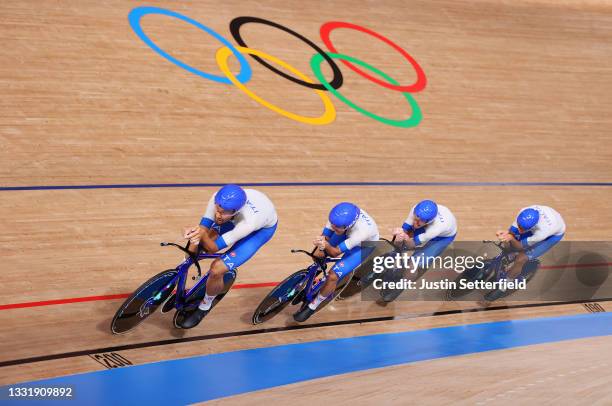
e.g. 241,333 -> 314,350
172,252 -> 221,309
481,240 -> 538,281
159,242 -> 233,311
302,256 -> 341,303
297,237 -> 397,302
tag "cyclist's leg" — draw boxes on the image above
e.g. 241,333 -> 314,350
506,234 -> 564,279
380,236 -> 454,301
182,223 -> 277,327
308,233 -> 351,301
484,234 -> 565,304
410,235 -> 455,274
294,244 -> 371,322
525,233 -> 564,261
206,223 -> 278,296
311,245 -> 366,307
331,245 -> 367,281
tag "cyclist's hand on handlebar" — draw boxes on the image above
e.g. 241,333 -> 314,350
184,226 -> 203,245
496,230 -> 514,243
313,236 -> 326,251
395,232 -> 408,242
183,226 -> 197,239
392,227 -> 405,238
312,236 -> 327,258
313,249 -> 326,258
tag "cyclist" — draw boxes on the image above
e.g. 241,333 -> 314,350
386,200 -> 457,301
181,184 -> 278,328
496,205 -> 566,281
293,202 -> 379,322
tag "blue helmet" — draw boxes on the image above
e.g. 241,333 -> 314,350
517,208 -> 539,230
414,200 -> 438,223
329,202 -> 360,228
214,184 -> 247,211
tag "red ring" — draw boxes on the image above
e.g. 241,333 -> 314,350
320,21 -> 427,93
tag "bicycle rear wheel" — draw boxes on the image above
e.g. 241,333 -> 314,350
379,266 -> 408,303
522,259 -> 540,282
318,270 -> 356,309
483,259 -> 541,302
110,269 -> 178,334
173,270 -> 237,328
446,261 -> 494,301
252,270 -> 309,325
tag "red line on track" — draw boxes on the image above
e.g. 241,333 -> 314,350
2,263 -> 611,311
0,282 -> 279,311
539,262 -> 612,270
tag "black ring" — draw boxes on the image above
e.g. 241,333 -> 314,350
229,16 -> 343,91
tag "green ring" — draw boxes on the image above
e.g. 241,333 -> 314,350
310,52 -> 422,128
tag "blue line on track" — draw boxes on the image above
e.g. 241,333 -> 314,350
2,181 -> 612,191
2,313 -> 612,405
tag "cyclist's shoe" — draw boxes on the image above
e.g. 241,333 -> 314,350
381,287 -> 405,302
180,308 -> 209,329
484,289 -> 507,302
358,270 -> 380,288
380,268 -> 406,302
293,305 -> 315,322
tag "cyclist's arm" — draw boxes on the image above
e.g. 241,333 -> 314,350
318,225 -> 342,257
333,228 -> 370,256
402,206 -> 416,233
187,195 -> 218,253
504,209 -> 529,250
506,236 -> 524,251
506,220 -> 548,251
411,221 -> 444,246
322,241 -> 342,257
199,195 -> 217,229
322,223 -> 334,239
186,226 -> 218,254
395,207 -> 417,243
503,227 -> 527,251
212,220 -> 256,252
524,228 -> 549,246
193,225 -> 218,253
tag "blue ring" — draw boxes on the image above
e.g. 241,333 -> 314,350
128,6 -> 252,84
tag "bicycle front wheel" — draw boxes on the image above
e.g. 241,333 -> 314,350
252,270 -> 309,325
446,261 -> 494,301
110,269 -> 178,334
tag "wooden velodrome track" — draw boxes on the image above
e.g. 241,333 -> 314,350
1,0 -> 612,403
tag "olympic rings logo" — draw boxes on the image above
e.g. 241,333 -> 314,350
128,7 -> 427,127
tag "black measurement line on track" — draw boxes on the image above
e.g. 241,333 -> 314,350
1,297 -> 610,368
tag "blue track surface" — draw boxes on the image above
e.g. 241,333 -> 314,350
2,313 -> 611,405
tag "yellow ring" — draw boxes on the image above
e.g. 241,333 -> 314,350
216,46 -> 336,125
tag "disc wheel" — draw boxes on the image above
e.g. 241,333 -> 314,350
111,269 -> 178,334
446,261 -> 495,301
252,270 -> 309,325
174,270 -> 237,329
